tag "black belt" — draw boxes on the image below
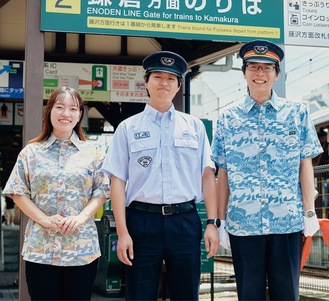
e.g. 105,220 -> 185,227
128,200 -> 196,215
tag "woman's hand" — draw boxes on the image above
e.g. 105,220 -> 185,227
60,213 -> 89,235
38,214 -> 65,231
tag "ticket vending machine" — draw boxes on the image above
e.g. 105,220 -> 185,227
94,207 -> 124,297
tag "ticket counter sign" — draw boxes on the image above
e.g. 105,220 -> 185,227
1,59 -> 148,103
284,0 -> 329,47
41,0 -> 284,43
42,62 -> 148,103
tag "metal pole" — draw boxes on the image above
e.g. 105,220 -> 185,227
19,1 -> 44,300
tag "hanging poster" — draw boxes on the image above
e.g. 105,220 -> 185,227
0,102 -> 13,125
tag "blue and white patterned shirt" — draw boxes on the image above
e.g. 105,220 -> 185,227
211,92 -> 323,236
102,104 -> 214,206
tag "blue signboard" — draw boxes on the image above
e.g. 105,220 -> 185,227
0,61 -> 24,99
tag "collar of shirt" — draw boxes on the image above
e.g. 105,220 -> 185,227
242,90 -> 280,113
43,131 -> 84,150
144,103 -> 175,123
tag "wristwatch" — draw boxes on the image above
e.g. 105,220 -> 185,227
304,210 -> 316,218
206,219 -> 221,228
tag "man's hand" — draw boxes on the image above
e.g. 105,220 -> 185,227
204,225 -> 219,259
116,232 -> 134,266
219,220 -> 231,250
303,215 -> 319,237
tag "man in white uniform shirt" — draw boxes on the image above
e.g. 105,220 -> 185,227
102,51 -> 219,301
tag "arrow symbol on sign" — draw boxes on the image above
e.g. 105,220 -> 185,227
79,79 -> 103,87
0,65 -> 11,75
96,68 -> 103,76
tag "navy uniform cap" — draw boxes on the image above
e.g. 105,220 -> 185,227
142,51 -> 188,78
239,40 -> 284,64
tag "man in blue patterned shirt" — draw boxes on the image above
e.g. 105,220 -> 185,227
211,40 -> 323,301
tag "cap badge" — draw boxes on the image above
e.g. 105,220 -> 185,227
254,46 -> 268,55
160,57 -> 175,66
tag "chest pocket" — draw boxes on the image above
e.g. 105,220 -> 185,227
130,139 -> 157,153
174,138 -> 199,168
174,138 -> 198,149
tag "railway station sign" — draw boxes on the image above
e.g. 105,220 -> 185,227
41,1 -> 329,47
41,0 -> 284,43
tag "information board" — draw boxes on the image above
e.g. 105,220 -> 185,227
0,60 -> 149,103
284,0 -> 329,47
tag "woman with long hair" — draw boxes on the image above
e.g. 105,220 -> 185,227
3,86 -> 110,300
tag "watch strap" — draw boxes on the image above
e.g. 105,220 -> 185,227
304,210 -> 316,218
206,219 -> 221,228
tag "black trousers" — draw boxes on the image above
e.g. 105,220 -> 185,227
230,232 -> 303,301
125,208 -> 202,301
25,259 -> 99,301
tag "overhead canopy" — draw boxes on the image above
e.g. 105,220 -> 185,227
0,0 -> 243,130
0,0 -> 244,66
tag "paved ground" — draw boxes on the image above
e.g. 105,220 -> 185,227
0,271 -> 238,301
0,288 -> 238,301
0,271 -> 328,301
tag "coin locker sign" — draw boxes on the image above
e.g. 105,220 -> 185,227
41,0 -> 284,43
284,0 -> 329,47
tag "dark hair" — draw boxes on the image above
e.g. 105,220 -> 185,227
143,72 -> 182,97
241,62 -> 280,75
29,86 -> 86,143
